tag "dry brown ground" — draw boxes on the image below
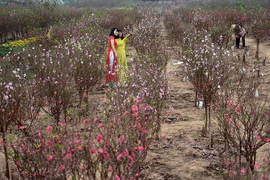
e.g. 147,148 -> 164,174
141,36 -> 270,180
0,34 -> 270,180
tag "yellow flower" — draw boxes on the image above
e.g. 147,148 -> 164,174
1,37 -> 38,48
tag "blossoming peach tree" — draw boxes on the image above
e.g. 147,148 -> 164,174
129,10 -> 169,135
181,29 -> 234,146
0,9 -> 169,179
0,58 -> 40,178
214,68 -> 270,179
247,8 -> 270,59
8,98 -> 160,179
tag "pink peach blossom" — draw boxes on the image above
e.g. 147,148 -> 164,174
47,155 -> 54,161
118,136 -> 125,143
89,148 -> 95,154
254,164 -> 259,170
117,153 -> 123,161
128,155 -> 134,162
132,112 -> 138,117
123,111 -> 130,116
45,140 -> 52,147
98,148 -> 104,155
79,165 -> 83,171
240,169 -> 246,175
103,151 -> 109,160
77,146 -> 82,151
65,153 -> 72,159
134,98 -> 140,103
235,106 -> 240,113
131,105 -> 138,112
138,146 -> 144,152
46,125 -> 52,135
58,122 -> 65,126
96,134 -> 103,142
21,145 -> 27,151
59,165 -> 65,171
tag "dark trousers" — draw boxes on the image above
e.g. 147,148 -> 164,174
236,35 -> 245,48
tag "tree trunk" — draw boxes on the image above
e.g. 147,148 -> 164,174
239,140 -> 242,167
195,90 -> 198,107
204,101 -> 208,133
255,38 -> 260,59
208,103 -> 212,147
2,132 -> 10,179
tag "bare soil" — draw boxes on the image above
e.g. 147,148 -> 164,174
0,34 -> 270,180
141,36 -> 270,180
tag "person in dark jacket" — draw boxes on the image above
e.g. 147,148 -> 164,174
233,24 -> 246,49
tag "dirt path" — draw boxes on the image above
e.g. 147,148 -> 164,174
0,153 -> 8,180
143,57 -> 220,180
245,37 -> 270,60
141,19 -> 220,180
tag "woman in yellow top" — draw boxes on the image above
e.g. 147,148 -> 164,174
115,30 -> 133,85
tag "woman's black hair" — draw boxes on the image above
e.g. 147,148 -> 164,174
117,29 -> 124,40
109,28 -> 119,38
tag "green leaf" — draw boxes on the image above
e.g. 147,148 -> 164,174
15,153 -> 20,161
8,150 -> 13,156
240,5 -> 245,12
55,143 -> 62,149
6,134 -> 15,142
34,143 -> 39,149
67,109 -> 72,115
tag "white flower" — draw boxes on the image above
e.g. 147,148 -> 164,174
4,95 -> 8,100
